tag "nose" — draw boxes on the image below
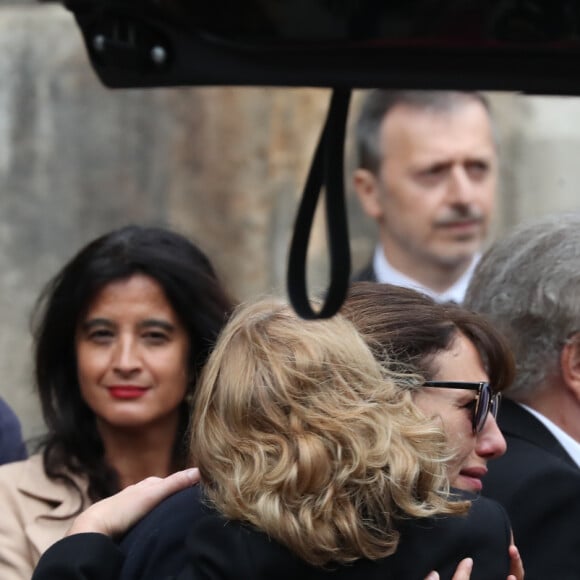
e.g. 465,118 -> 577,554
447,165 -> 474,206
476,415 -> 507,460
112,336 -> 141,376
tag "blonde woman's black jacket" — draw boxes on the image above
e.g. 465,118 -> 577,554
32,485 -> 511,580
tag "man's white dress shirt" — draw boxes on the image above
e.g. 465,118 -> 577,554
372,246 -> 480,304
520,403 -> 580,468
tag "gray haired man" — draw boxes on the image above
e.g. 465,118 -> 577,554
465,213 -> 580,580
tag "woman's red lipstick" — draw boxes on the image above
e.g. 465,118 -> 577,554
108,386 -> 148,399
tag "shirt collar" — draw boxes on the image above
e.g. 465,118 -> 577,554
519,403 -> 580,468
372,246 -> 479,304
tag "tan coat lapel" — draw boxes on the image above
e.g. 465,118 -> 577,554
16,455 -> 89,558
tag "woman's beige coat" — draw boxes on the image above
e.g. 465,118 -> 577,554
0,454 -> 89,580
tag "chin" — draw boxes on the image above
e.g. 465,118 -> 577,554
454,475 -> 483,494
99,413 -> 153,430
433,247 -> 481,269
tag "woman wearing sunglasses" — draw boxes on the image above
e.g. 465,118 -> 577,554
341,281 -> 511,495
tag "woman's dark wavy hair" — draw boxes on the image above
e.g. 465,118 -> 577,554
33,225 -> 235,504
341,282 -> 515,394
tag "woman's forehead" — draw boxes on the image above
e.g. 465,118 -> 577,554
429,332 -> 489,383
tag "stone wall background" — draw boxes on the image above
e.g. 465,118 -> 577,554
1,4 -> 580,442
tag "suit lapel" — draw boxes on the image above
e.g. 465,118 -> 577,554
499,399 -> 578,469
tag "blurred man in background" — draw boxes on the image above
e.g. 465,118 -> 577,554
352,90 -> 497,303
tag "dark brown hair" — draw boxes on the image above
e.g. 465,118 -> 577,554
341,282 -> 514,394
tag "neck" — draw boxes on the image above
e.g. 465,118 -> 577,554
521,381 -> 580,443
380,241 -> 472,294
98,412 -> 182,488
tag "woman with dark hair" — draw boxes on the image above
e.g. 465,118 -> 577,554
0,225 -> 235,580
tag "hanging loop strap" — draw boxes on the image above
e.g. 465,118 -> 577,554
287,88 -> 352,320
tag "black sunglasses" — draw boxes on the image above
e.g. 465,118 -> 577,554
422,381 -> 501,434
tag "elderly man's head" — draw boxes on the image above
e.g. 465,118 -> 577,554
465,213 -> 580,402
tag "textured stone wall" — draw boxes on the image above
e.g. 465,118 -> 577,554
2,4 -> 580,442
0,5 -> 332,440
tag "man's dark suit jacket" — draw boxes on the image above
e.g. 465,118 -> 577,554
352,262 -> 376,282
483,399 -> 580,580
33,485 -> 512,580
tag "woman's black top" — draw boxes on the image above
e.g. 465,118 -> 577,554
32,485 -> 512,580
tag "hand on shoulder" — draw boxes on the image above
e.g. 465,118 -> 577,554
67,468 -> 200,538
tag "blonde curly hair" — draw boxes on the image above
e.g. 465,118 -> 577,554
191,298 -> 468,567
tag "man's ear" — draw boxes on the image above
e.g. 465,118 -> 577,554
560,336 -> 580,399
353,168 -> 384,221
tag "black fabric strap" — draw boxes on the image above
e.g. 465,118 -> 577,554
287,88 -> 351,319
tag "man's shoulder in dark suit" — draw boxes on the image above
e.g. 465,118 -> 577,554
351,262 -> 377,282
483,399 -> 580,580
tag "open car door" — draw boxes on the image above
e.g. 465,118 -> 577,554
61,0 -> 580,317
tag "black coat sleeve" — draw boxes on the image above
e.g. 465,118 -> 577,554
119,486 -> 205,580
31,534 -> 124,580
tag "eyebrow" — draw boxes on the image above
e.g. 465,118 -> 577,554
411,160 -> 451,174
138,319 -> 176,333
80,318 -> 114,332
414,154 -> 493,170
80,318 -> 176,333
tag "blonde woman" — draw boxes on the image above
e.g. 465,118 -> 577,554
33,298 -> 515,580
